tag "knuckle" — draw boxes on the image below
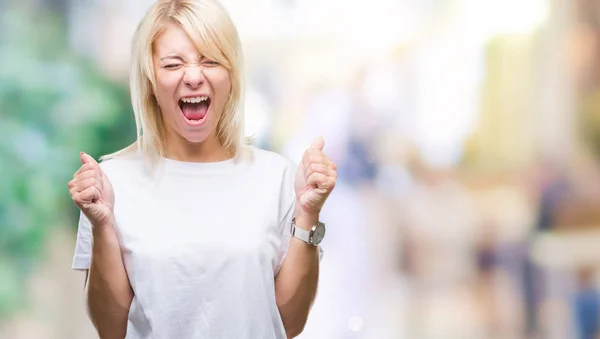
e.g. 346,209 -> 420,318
72,193 -> 82,203
81,178 -> 94,188
81,167 -> 94,176
79,188 -> 92,199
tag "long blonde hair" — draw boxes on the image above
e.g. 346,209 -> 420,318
104,0 -> 249,167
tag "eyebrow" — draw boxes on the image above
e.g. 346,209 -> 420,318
160,55 -> 185,62
160,54 -> 210,63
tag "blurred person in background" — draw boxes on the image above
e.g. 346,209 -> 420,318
473,224 -> 502,337
67,0 -> 338,338
523,158 -> 569,338
572,266 -> 600,339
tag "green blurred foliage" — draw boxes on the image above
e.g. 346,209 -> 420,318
0,4 -> 135,317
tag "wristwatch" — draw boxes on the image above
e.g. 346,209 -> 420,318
290,217 -> 326,246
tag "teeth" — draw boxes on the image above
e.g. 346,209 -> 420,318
181,96 -> 208,104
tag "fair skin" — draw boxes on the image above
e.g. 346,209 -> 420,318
153,22 -> 232,163
68,152 -> 132,339
276,136 -> 337,338
69,22 -> 337,339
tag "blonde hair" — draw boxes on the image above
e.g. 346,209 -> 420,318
103,0 -> 250,167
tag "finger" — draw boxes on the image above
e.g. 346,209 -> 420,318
330,161 -> 337,172
303,153 -> 335,179
70,174 -> 102,201
303,149 -> 328,167
74,163 -> 95,177
80,152 -> 99,168
307,172 -> 336,191
304,163 -> 333,180
72,185 -> 100,205
68,178 -> 82,191
74,169 -> 97,183
318,154 -> 335,169
75,177 -> 101,195
310,137 -> 325,151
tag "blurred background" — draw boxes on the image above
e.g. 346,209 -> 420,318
2,0 -> 600,338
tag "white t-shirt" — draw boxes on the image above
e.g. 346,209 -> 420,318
72,147 -> 316,339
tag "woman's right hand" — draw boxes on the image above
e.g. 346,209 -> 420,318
68,152 -> 115,228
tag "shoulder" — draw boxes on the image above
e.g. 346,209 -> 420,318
247,146 -> 296,174
98,152 -> 145,180
245,146 -> 296,204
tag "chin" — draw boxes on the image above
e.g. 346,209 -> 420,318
181,132 -> 212,144
179,123 -> 218,144
169,113 -> 219,145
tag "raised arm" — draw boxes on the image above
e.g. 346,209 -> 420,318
275,138 -> 337,338
69,153 -> 133,339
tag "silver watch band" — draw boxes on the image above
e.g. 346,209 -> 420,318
290,217 -> 326,245
290,223 -> 312,243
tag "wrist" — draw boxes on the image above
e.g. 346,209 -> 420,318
92,219 -> 116,236
290,215 -> 326,246
293,212 -> 320,231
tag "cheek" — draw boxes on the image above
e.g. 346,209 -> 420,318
155,71 -> 180,96
207,69 -> 232,97
218,72 -> 232,92
155,72 -> 181,109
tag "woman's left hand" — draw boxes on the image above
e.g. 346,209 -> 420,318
294,137 -> 338,217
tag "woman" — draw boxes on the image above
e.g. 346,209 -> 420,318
68,0 -> 337,338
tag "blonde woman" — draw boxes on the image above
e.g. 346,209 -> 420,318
67,1 -> 336,338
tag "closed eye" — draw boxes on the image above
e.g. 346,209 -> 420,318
164,64 -> 183,69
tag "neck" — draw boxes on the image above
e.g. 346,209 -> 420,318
165,133 -> 231,163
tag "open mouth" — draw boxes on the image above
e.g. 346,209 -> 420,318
178,96 -> 211,124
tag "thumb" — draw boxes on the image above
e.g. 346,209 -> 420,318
310,137 -> 325,151
80,152 -> 98,166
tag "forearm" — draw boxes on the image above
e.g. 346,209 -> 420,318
275,213 -> 320,338
86,223 -> 133,339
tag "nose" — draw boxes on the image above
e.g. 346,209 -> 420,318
183,65 -> 205,89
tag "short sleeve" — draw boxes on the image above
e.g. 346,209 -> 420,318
275,197 -> 295,275
72,211 -> 92,270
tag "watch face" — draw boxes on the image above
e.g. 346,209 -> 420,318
311,223 -> 326,245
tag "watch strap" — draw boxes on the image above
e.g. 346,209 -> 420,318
291,222 -> 312,243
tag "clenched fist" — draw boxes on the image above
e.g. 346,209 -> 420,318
68,152 -> 115,228
294,137 -> 337,216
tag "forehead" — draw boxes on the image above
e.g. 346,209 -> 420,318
154,22 -> 198,57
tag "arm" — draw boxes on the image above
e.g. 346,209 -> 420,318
275,136 -> 336,338
85,221 -> 133,339
274,213 -> 320,338
70,152 -> 133,338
